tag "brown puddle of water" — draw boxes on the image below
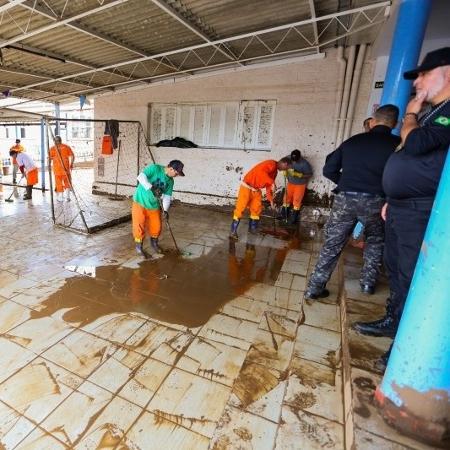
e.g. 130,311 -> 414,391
30,240 -> 287,328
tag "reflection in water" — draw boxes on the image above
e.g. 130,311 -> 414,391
32,240 -> 288,328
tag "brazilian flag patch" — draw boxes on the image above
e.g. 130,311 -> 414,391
434,115 -> 450,126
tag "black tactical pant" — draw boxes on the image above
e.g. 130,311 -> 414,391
384,198 -> 432,323
307,192 -> 385,293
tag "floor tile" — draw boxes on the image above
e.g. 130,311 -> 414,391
12,428 -> 69,449
303,300 -> 341,332
210,406 -> 278,450
174,336 -> 247,387
73,396 -> 142,449
0,338 -> 37,384
42,329 -> 117,378
0,300 -> 31,334
5,316 -> 73,354
246,328 -> 295,373
147,368 -> 231,438
123,410 -> 210,450
285,359 -> 344,424
220,295 -> 267,323
39,380 -> 113,446
259,307 -> 299,339
0,358 -> 82,425
275,407 -> 344,450
0,400 -> 36,450
294,324 -> 341,369
118,357 -> 172,407
198,313 -> 259,351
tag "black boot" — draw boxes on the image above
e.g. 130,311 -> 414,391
230,219 -> 240,240
248,219 -> 259,235
150,237 -> 163,254
277,206 -> 290,221
288,209 -> 300,225
352,296 -> 398,337
304,283 -> 330,300
135,242 -> 151,259
23,186 -> 32,200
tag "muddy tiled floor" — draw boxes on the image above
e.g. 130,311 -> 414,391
0,190 -> 432,450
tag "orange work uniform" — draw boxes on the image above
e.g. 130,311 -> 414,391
49,143 -> 74,193
233,160 -> 278,220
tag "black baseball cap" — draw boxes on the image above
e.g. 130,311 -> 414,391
168,160 -> 185,176
404,47 -> 450,80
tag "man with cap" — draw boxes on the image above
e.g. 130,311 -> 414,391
132,160 -> 185,258
10,139 -> 25,184
353,47 -> 450,367
304,104 -> 400,300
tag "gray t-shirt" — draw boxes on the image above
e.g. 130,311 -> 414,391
287,158 -> 313,185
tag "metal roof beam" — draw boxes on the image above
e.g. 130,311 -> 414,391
18,1 -> 180,73
8,2 -> 391,94
308,0 -> 319,49
150,0 -> 240,64
0,0 -> 27,14
0,0 -> 130,48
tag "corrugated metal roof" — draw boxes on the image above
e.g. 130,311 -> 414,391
0,0 -> 391,104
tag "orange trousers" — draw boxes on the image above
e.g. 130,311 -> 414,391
26,168 -> 38,186
54,172 -> 72,192
233,185 -> 262,220
283,183 -> 306,210
132,202 -> 161,242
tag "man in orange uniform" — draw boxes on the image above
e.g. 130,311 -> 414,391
10,139 -> 25,184
230,157 -> 291,239
49,136 -> 75,202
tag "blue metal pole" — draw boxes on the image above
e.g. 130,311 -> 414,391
375,148 -> 450,446
40,118 -> 46,192
380,0 -> 432,130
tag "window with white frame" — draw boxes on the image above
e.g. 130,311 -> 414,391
149,100 -> 276,150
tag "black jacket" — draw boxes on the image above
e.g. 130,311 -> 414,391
324,125 -> 401,196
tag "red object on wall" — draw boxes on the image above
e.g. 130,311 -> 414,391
101,135 -> 113,155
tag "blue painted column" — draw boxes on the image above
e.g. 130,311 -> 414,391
375,148 -> 450,446
40,118 -> 46,192
380,0 -> 432,127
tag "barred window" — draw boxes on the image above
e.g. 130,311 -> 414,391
149,100 -> 276,151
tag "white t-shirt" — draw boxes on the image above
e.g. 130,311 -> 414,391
16,152 -> 36,172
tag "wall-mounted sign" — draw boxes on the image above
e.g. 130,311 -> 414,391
375,81 -> 384,89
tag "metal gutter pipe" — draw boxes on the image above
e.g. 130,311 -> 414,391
332,46 -> 347,145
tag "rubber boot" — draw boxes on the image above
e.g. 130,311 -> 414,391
289,209 -> 300,225
56,192 -> 64,202
248,218 -> 259,235
150,237 -> 163,254
277,206 -> 290,222
23,186 -> 32,200
230,219 -> 240,240
135,242 -> 150,259
304,283 -> 330,300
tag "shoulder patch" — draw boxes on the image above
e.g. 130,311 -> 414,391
434,115 -> 450,126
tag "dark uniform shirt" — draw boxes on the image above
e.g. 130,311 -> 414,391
323,125 -> 401,196
287,158 -> 313,185
382,100 -> 450,200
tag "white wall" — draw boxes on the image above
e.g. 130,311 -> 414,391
94,47 -> 375,206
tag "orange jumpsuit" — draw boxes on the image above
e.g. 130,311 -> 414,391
233,160 -> 277,220
49,143 -> 74,192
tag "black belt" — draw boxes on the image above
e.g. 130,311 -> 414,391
339,191 -> 383,198
388,197 -> 434,210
